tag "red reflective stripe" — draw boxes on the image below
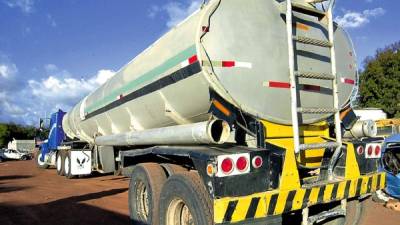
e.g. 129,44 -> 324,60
269,81 -> 291,89
188,55 -> 198,64
302,84 -> 321,92
343,78 -> 355,85
222,61 -> 235,67
202,26 -> 209,32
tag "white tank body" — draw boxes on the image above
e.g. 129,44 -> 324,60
63,0 -> 357,143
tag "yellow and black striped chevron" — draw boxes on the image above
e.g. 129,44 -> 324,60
214,173 -> 385,224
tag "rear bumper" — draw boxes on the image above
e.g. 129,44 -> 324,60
214,172 -> 385,224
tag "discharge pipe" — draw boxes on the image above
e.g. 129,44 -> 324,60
94,119 -> 231,146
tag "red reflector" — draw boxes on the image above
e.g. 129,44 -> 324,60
188,55 -> 198,64
252,156 -> 263,169
222,61 -> 235,67
302,84 -> 321,92
269,81 -> 291,89
202,26 -> 209,32
236,156 -> 248,172
375,145 -> 381,156
367,146 -> 373,155
357,146 -> 364,155
221,158 -> 233,174
342,78 -> 355,85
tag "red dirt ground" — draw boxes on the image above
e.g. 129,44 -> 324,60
0,160 -> 399,225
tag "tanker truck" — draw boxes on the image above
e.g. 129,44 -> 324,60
36,0 -> 386,224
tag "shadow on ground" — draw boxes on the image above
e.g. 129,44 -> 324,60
0,188 -> 133,225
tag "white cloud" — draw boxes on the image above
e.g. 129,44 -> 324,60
148,0 -> 202,28
0,63 -> 17,78
47,14 -> 57,27
28,69 -> 115,105
335,7 -> 385,28
0,61 -> 115,125
4,0 -> 34,13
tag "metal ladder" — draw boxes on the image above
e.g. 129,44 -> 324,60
285,0 -> 342,179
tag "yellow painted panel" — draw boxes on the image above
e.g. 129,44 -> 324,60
345,143 -> 361,179
360,176 -> 369,195
214,199 -> 229,224
262,120 -> 329,138
336,181 -> 346,199
274,191 -> 289,215
255,195 -> 268,219
292,189 -> 306,211
308,187 -> 320,205
231,198 -> 251,222
323,184 -> 334,202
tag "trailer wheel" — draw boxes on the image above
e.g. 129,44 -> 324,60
36,152 -> 49,169
320,199 -> 366,225
159,172 -> 213,225
64,152 -> 75,179
129,163 -> 167,225
56,152 -> 64,176
161,164 -> 189,176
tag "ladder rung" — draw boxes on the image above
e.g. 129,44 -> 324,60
295,71 -> 335,80
292,2 -> 326,18
297,107 -> 338,114
294,36 -> 332,47
299,142 -> 341,151
306,0 -> 329,4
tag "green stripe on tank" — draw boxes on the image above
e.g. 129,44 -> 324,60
85,44 -> 197,114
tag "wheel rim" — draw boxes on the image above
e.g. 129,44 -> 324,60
37,153 -> 45,166
166,198 -> 194,225
64,157 -> 69,174
135,181 -> 149,220
57,155 -> 62,171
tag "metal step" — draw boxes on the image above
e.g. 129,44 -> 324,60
292,2 -> 326,18
308,208 -> 346,224
297,107 -> 338,114
295,71 -> 335,80
294,36 -> 332,47
306,0 -> 329,4
299,142 -> 341,151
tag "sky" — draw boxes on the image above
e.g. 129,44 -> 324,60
0,0 -> 398,126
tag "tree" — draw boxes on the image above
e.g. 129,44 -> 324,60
0,123 -> 39,148
359,41 -> 400,118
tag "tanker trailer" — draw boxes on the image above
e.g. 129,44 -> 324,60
53,0 -> 386,225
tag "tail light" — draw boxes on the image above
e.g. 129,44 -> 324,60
221,158 -> 234,174
367,145 -> 373,156
216,153 -> 250,177
356,146 -> 364,155
236,156 -> 249,172
252,156 -> 263,169
375,145 -> 381,156
365,144 -> 382,159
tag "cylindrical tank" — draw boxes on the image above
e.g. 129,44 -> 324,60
63,0 -> 357,144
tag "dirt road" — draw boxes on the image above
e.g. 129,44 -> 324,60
0,160 -> 399,225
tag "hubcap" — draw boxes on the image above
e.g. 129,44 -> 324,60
166,198 -> 194,225
57,155 -> 62,171
37,153 -> 45,166
136,181 -> 149,220
64,157 -> 69,174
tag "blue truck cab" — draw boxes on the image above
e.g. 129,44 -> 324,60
38,110 -> 66,163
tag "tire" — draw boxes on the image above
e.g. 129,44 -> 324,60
159,172 -> 213,225
320,199 -> 366,225
0,157 -> 3,163
56,152 -> 64,176
129,163 -> 168,225
64,152 -> 75,179
36,152 -> 49,169
21,155 -> 27,160
161,163 -> 189,176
